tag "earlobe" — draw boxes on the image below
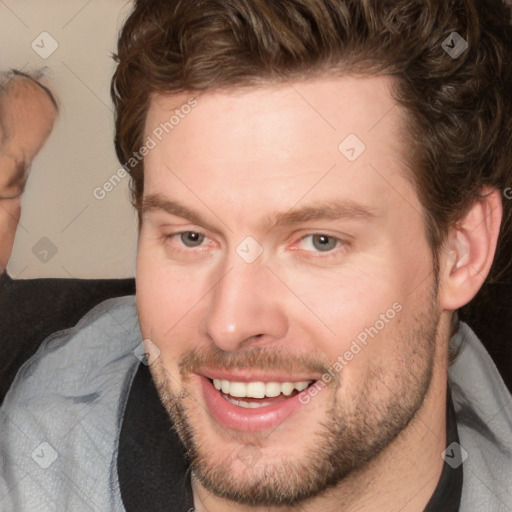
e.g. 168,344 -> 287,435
439,188 -> 503,311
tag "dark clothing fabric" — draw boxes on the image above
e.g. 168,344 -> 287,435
117,362 -> 194,512
0,271 -> 135,404
118,363 -> 462,512
424,387 -> 463,512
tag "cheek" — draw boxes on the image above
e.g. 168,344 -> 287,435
274,261 -> 402,338
136,237 -> 207,358
136,237 -> 172,339
280,242 -> 430,362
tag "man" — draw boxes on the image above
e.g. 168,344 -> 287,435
1,0 -> 511,511
0,71 -> 134,403
0,70 -> 58,272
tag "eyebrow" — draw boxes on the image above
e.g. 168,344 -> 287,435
142,194 -> 208,227
268,201 -> 378,229
141,194 -> 378,231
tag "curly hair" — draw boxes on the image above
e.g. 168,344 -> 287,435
111,0 -> 512,287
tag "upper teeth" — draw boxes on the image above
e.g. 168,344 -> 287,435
212,379 -> 312,398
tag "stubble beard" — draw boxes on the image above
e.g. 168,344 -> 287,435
149,285 -> 440,507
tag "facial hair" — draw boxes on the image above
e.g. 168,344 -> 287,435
149,283 -> 440,507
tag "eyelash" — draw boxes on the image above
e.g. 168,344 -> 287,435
293,234 -> 348,255
163,230 -> 349,257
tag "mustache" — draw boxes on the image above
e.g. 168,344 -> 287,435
178,344 -> 334,381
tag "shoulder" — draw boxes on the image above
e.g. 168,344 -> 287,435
6,294 -> 141,397
0,296 -> 141,511
448,322 -> 512,510
0,276 -> 136,403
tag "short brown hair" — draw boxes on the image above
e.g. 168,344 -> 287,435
112,0 -> 512,285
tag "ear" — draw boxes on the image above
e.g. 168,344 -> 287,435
438,188 -> 503,311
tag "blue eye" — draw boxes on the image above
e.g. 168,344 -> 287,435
179,231 -> 205,247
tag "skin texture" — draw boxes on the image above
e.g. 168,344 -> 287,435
136,75 -> 502,511
0,76 -> 57,272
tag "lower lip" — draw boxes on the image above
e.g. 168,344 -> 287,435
199,377 -> 314,432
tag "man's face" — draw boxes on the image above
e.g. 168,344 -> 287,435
137,76 -> 442,506
0,77 -> 56,270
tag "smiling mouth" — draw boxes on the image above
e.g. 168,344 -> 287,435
210,378 -> 314,409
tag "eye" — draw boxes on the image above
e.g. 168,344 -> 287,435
179,231 -> 205,247
161,229 -> 216,259
312,234 -> 338,251
298,234 -> 341,252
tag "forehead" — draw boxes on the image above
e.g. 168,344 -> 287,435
145,75 -> 406,167
2,77 -> 51,111
142,75 -> 417,224
1,77 -> 56,152
1,79 -> 55,135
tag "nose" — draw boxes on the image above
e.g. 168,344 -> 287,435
201,259 -> 289,351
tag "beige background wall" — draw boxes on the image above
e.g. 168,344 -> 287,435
1,0 -> 138,279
